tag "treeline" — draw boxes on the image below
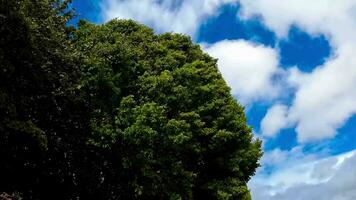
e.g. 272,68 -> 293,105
0,0 -> 262,199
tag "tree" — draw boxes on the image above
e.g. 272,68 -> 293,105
0,0 -> 91,199
1,0 -> 262,199
74,19 -> 262,199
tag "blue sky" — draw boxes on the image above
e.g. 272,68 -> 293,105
71,0 -> 356,199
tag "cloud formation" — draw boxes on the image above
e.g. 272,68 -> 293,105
243,0 -> 356,142
101,0 -> 237,36
249,150 -> 356,200
261,104 -> 289,137
204,40 -> 281,104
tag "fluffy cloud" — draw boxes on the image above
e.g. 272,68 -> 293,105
239,0 -> 356,38
261,104 -> 289,137
249,150 -> 356,200
204,40 -> 281,104
101,0 -> 237,36
258,146 -> 322,174
243,0 -> 356,142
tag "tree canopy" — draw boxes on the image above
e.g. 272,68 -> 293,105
0,0 -> 262,199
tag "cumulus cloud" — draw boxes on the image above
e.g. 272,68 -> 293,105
243,0 -> 356,142
249,150 -> 356,200
101,0 -> 237,36
239,0 -> 356,39
259,146 -> 324,174
261,104 -> 289,137
204,40 -> 281,104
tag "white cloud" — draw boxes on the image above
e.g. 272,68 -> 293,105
289,50 -> 356,142
239,0 -> 356,39
241,0 -> 356,142
204,40 -> 281,104
261,104 -> 289,137
258,146 -> 324,175
249,149 -> 356,200
101,0 -> 237,36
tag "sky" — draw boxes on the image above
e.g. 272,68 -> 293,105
71,0 -> 356,199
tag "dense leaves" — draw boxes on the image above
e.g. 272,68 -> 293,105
0,0 -> 262,199
0,0 -> 90,199
74,20 -> 262,199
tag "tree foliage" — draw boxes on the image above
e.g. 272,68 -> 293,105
0,0 -> 262,199
0,0 -> 89,199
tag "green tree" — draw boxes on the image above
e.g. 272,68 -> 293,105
74,19 -> 262,199
0,0 -> 91,199
1,0 -> 262,198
